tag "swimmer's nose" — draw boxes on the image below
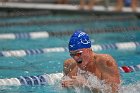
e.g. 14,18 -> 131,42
73,56 -> 80,61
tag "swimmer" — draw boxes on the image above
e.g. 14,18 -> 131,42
116,0 -> 137,12
61,30 -> 120,93
80,0 -> 95,10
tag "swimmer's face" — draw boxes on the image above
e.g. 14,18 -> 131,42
69,50 -> 83,64
70,48 -> 92,70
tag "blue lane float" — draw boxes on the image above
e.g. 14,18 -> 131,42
0,64 -> 140,86
0,41 -> 140,57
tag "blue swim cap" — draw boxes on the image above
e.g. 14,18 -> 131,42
68,30 -> 91,51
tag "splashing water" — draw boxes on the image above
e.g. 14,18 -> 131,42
59,71 -> 112,93
119,81 -> 140,93
56,72 -> 140,93
85,74 -> 112,93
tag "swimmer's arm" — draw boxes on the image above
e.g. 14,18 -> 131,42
63,58 -> 77,78
62,76 -> 87,87
62,76 -> 104,93
62,59 -> 79,87
96,54 -> 120,92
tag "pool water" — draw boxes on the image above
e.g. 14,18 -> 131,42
0,12 -> 140,93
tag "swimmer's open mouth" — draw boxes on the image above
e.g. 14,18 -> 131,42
77,60 -> 82,64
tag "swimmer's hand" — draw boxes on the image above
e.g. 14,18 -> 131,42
61,76 -> 102,93
61,76 -> 87,87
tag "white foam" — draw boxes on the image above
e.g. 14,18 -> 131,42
43,73 -> 63,85
71,77 -> 140,93
84,73 -> 112,93
62,71 -> 112,93
119,81 -> 140,93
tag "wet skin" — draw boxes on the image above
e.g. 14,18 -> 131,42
62,48 -> 120,93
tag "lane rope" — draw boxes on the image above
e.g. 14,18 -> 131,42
0,26 -> 140,39
0,64 -> 139,86
0,41 -> 140,57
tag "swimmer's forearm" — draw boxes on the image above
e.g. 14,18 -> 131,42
61,76 -> 87,87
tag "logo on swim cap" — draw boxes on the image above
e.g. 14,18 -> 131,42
68,30 -> 91,51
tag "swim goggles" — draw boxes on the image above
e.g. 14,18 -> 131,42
70,51 -> 83,57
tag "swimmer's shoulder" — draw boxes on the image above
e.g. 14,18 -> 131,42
94,53 -> 116,67
95,53 -> 113,60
